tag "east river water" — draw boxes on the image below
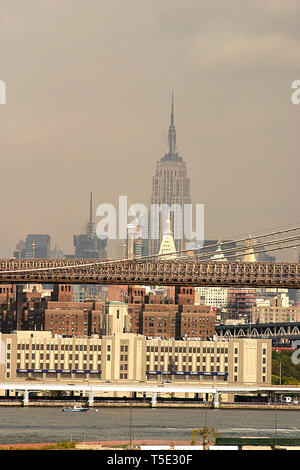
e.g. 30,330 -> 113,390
0,407 -> 299,444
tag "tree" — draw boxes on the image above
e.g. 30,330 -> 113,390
272,350 -> 300,385
191,427 -> 218,450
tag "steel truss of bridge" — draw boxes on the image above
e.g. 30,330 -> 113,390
215,322 -> 300,342
0,259 -> 300,289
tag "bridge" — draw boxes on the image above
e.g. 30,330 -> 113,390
0,258 -> 299,289
1,225 -> 300,288
1,381 -> 300,407
215,322 -> 300,343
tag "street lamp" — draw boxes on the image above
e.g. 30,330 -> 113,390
274,393 -> 278,447
279,360 -> 282,385
129,405 -> 132,448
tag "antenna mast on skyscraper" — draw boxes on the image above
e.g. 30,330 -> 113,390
87,185 -> 95,236
168,89 -> 176,155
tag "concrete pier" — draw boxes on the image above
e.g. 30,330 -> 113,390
88,391 -> 94,407
151,392 -> 157,407
23,390 -> 29,406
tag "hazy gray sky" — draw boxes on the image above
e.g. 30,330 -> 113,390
0,0 -> 299,258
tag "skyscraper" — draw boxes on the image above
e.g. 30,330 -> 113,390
73,191 -> 108,302
123,203 -> 142,259
124,223 -> 142,259
74,191 -> 107,259
150,92 -> 192,255
24,234 -> 51,258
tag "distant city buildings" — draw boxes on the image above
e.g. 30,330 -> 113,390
195,286 -> 228,310
124,223 -> 142,259
74,192 -> 107,259
13,240 -> 26,259
14,234 -> 51,259
72,284 -> 107,303
195,241 -> 228,311
252,296 -> 300,323
226,289 -> 256,322
72,191 -> 108,302
258,252 -> 276,262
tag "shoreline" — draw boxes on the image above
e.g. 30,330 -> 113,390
1,438 -> 300,451
0,400 -> 299,410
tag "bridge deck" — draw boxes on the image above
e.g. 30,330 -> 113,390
0,259 -> 299,288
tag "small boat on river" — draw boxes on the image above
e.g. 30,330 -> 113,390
62,403 -> 89,412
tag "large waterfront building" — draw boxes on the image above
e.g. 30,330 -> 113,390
149,93 -> 192,255
0,330 -> 272,389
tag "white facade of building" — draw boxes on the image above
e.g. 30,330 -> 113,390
195,286 -> 228,309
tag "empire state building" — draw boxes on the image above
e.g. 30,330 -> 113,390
150,92 -> 192,255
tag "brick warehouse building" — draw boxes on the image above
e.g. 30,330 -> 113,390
143,304 -> 178,339
1,281 -> 215,341
180,305 -> 215,340
44,301 -> 96,337
1,282 -> 216,341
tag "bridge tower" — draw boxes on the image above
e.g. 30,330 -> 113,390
244,235 -> 257,263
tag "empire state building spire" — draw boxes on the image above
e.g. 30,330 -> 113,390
161,90 -> 182,162
168,90 -> 176,155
